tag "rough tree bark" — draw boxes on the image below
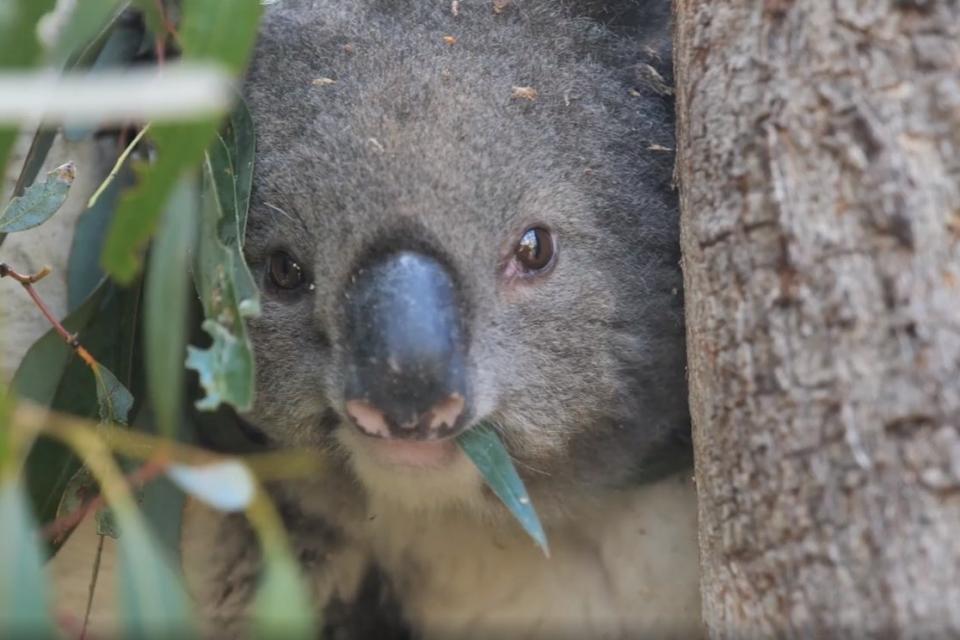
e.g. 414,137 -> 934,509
673,1 -> 960,637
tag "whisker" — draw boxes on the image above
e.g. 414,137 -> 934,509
264,201 -> 312,238
264,201 -> 296,222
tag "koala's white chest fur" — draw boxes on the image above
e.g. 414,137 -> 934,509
179,470 -> 702,639
370,474 -> 702,639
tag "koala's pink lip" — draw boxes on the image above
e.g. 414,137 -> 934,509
360,437 -> 460,469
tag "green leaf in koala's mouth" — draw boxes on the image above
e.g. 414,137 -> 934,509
457,424 -> 549,556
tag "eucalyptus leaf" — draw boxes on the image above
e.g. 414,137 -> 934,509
55,466 -> 96,527
100,0 -> 262,283
0,127 -> 56,250
457,424 -> 549,555
207,99 -> 259,317
146,178 -> 198,438
15,280 -> 142,544
100,122 -> 211,283
186,140 -> 259,412
116,508 -> 196,638
13,285 -> 108,539
186,321 -> 254,412
130,0 -> 165,42
11,283 -> 106,406
166,460 -> 255,513
97,505 -> 121,538
0,388 -> 10,470
0,478 -> 57,638
55,468 -> 122,541
0,0 -> 58,176
252,551 -> 317,640
2,4 -> 140,249
63,10 -> 146,142
67,152 -> 134,311
220,99 -> 255,240
92,362 -> 134,425
10,129 -> 57,198
0,162 -> 76,233
51,0 -> 128,67
180,0 -> 263,76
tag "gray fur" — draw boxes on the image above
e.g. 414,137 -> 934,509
243,0 -> 686,492
217,0 -> 693,635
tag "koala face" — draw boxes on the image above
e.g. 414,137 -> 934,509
241,0 -> 688,512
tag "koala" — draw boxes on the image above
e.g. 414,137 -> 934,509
180,1 -> 701,638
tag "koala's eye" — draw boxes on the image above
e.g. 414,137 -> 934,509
267,251 -> 306,291
513,227 -> 555,273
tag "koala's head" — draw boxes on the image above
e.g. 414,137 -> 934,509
241,0 -> 688,513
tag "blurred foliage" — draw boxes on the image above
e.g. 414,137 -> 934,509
0,1 -> 546,637
0,1 -> 318,637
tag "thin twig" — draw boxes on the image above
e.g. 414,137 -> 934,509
87,123 -> 151,208
152,0 -> 182,63
0,263 -> 96,367
154,34 -> 166,67
79,534 -> 104,640
154,0 -> 167,65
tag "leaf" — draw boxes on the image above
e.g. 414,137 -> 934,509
145,178 -> 198,438
186,135 -> 259,412
0,162 -> 76,233
67,159 -> 135,311
186,321 -> 255,412
457,424 -> 549,555
0,477 -> 57,638
0,390 -> 11,473
100,0 -> 263,283
97,505 -> 121,538
166,460 -> 255,513
0,0 -> 58,68
2,3 -> 140,249
0,126 -> 55,251
130,0 -> 165,42
180,0 -> 264,77
63,11 -> 146,142
218,99 -> 255,240
51,0 -> 128,67
55,467 -> 97,526
252,551 -> 316,640
13,286 -> 108,541
10,129 -> 57,197
11,283 -> 107,406
15,280 -> 142,546
0,0 -> 58,176
54,469 -> 121,542
0,65 -> 232,127
115,508 -> 196,638
206,99 -> 259,317
92,362 -> 134,425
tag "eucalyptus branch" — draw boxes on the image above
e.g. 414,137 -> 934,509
12,402 -> 326,482
15,401 -> 301,565
0,263 -> 96,367
41,456 -> 168,544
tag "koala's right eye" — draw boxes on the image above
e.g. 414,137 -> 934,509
267,250 -> 307,291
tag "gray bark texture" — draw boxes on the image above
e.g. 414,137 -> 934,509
673,0 -> 960,637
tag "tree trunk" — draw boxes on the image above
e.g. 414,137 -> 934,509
673,1 -> 960,637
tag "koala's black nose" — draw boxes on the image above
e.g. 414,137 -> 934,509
343,252 -> 468,440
